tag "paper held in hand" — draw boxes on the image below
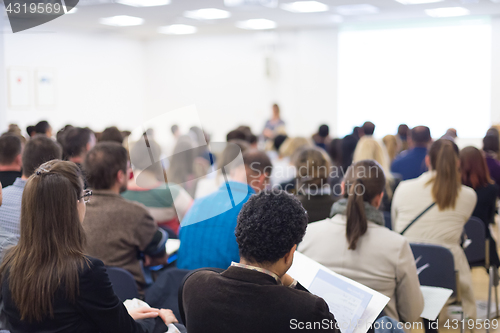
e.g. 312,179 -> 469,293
288,252 -> 389,333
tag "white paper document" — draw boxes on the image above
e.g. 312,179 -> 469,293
420,286 -> 453,321
288,252 -> 390,333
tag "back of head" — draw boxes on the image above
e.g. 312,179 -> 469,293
486,127 -> 499,138
227,129 -> 247,142
483,134 -> 499,154
294,147 -> 331,190
362,122 -> 375,136
26,126 -> 36,137
22,136 -> 62,178
35,121 -> 50,135
219,140 -> 250,172
382,135 -> 399,163
279,137 -> 311,158
460,146 -> 492,190
445,128 -> 457,139
411,126 -> 431,147
235,189 -> 307,264
243,149 -> 272,179
327,138 -> 342,166
63,127 -> 93,159
273,134 -> 288,152
0,134 -> 22,166
428,139 -> 460,210
100,127 -> 123,144
318,125 -> 329,138
171,125 -> 179,135
353,137 -> 389,170
343,160 -> 385,250
398,124 -> 409,138
84,142 -> 128,190
340,135 -> 358,171
0,160 -> 85,322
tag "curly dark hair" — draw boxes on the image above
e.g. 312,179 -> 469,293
235,189 -> 308,264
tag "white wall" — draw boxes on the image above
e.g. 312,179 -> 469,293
3,31 -> 145,134
143,29 -> 338,142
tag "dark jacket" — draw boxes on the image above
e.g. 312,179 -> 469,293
182,266 -> 339,333
2,257 -> 153,333
297,194 -> 337,223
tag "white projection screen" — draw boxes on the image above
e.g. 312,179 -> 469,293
337,18 -> 491,138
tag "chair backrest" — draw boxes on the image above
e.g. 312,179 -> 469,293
383,211 -> 392,230
463,217 -> 487,266
106,266 -> 140,302
409,243 -> 457,296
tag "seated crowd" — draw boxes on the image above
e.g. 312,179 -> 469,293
0,114 -> 498,333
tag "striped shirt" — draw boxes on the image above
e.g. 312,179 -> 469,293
0,178 -> 26,236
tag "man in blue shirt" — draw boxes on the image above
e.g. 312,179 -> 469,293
391,126 -> 432,181
177,149 -> 272,270
0,136 -> 62,236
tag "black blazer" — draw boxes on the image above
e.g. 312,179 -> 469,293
182,266 -> 339,333
297,194 -> 336,223
2,257 -> 153,333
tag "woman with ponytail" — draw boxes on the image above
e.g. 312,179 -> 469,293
392,139 -> 478,319
299,160 -> 423,323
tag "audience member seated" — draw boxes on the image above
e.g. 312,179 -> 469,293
312,124 -> 331,150
64,127 -> 96,188
272,137 -> 312,186
0,134 -> 23,187
397,124 -> 410,152
34,120 -> 53,138
483,134 -> 500,196
0,160 -> 177,332
100,126 -> 124,144
265,133 -> 287,163
181,189 -> 339,333
340,134 -> 358,172
353,137 -> 401,212
392,139 -> 477,319
442,128 -> 457,142
194,140 -> 250,199
460,146 -> 500,267
0,136 -> 62,236
262,103 -> 285,140
382,135 -> 400,165
26,126 -> 36,138
123,140 -> 193,235
168,135 -> 199,197
362,121 -> 376,136
177,150 -> 272,270
291,147 -> 336,222
82,142 -> 168,293
391,126 -> 431,181
299,160 -> 423,323
226,129 -> 247,142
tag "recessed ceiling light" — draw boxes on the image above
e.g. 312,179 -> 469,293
425,7 -> 470,17
236,19 -> 277,30
184,8 -> 231,20
394,0 -> 444,4
116,0 -> 170,7
99,15 -> 144,27
158,24 -> 198,35
280,1 -> 329,13
335,4 -> 379,16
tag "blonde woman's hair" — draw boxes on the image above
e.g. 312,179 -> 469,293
428,139 -> 461,210
382,135 -> 400,164
352,136 -> 395,199
279,137 -> 312,159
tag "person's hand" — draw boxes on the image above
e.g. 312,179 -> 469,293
128,307 -> 160,321
143,253 -> 168,267
158,309 -> 178,325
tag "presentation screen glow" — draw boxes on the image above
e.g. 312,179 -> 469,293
337,19 -> 491,138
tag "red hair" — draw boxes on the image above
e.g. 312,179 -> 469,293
460,146 -> 493,190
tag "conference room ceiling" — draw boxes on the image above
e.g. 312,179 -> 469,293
5,0 -> 500,39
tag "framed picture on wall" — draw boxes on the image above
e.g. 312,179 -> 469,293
8,68 -> 31,109
36,68 -> 56,108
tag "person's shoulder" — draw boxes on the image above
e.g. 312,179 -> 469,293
184,270 -> 221,290
460,185 -> 477,199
